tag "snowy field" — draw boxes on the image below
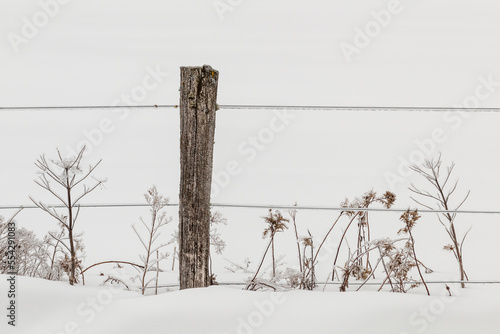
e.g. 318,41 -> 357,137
3,273 -> 500,334
1,0 -> 500,333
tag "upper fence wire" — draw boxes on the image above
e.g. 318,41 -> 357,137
1,203 -> 500,215
1,104 -> 499,214
1,104 -> 500,112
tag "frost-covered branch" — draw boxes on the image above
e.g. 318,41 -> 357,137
30,146 -> 105,285
134,186 -> 172,295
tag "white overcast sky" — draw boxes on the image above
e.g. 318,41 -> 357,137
1,1 -> 500,107
1,1 -> 499,265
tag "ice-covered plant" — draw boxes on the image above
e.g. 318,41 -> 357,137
0,214 -> 9,255
410,155 -> 470,288
397,209 -> 429,295
169,209 -> 227,277
224,258 -> 252,273
286,204 -> 316,290
332,190 -> 396,282
30,146 -> 105,285
287,203 -> 302,273
262,209 -> 289,277
0,224 -> 67,281
42,229 -> 67,281
299,231 -> 316,290
210,211 -> 227,255
132,186 -> 172,295
209,210 -> 227,281
245,210 -> 289,290
340,210 -> 430,295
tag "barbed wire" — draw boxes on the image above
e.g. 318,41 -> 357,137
1,104 -> 500,112
0,202 -> 499,215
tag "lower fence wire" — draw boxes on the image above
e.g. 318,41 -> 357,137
144,280 -> 500,289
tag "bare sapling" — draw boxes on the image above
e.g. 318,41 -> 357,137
30,146 -> 105,285
132,186 -> 172,295
409,155 -> 470,288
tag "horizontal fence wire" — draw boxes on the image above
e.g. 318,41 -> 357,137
1,202 -> 500,215
143,280 -> 500,289
1,104 -> 500,112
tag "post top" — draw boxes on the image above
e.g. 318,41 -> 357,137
180,65 -> 218,74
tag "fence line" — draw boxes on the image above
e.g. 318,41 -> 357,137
144,280 -> 500,289
2,104 -> 500,112
1,202 -> 500,215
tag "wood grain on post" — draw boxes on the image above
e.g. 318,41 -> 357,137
179,65 -> 219,289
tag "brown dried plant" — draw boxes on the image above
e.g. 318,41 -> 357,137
245,209 -> 289,290
262,209 -> 289,276
333,190 -> 396,283
409,154 -> 470,288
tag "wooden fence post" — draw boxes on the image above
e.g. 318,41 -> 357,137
178,65 -> 219,289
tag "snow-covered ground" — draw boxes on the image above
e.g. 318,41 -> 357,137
1,0 -> 500,333
3,273 -> 500,334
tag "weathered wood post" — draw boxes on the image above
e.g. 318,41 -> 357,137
179,65 -> 219,289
